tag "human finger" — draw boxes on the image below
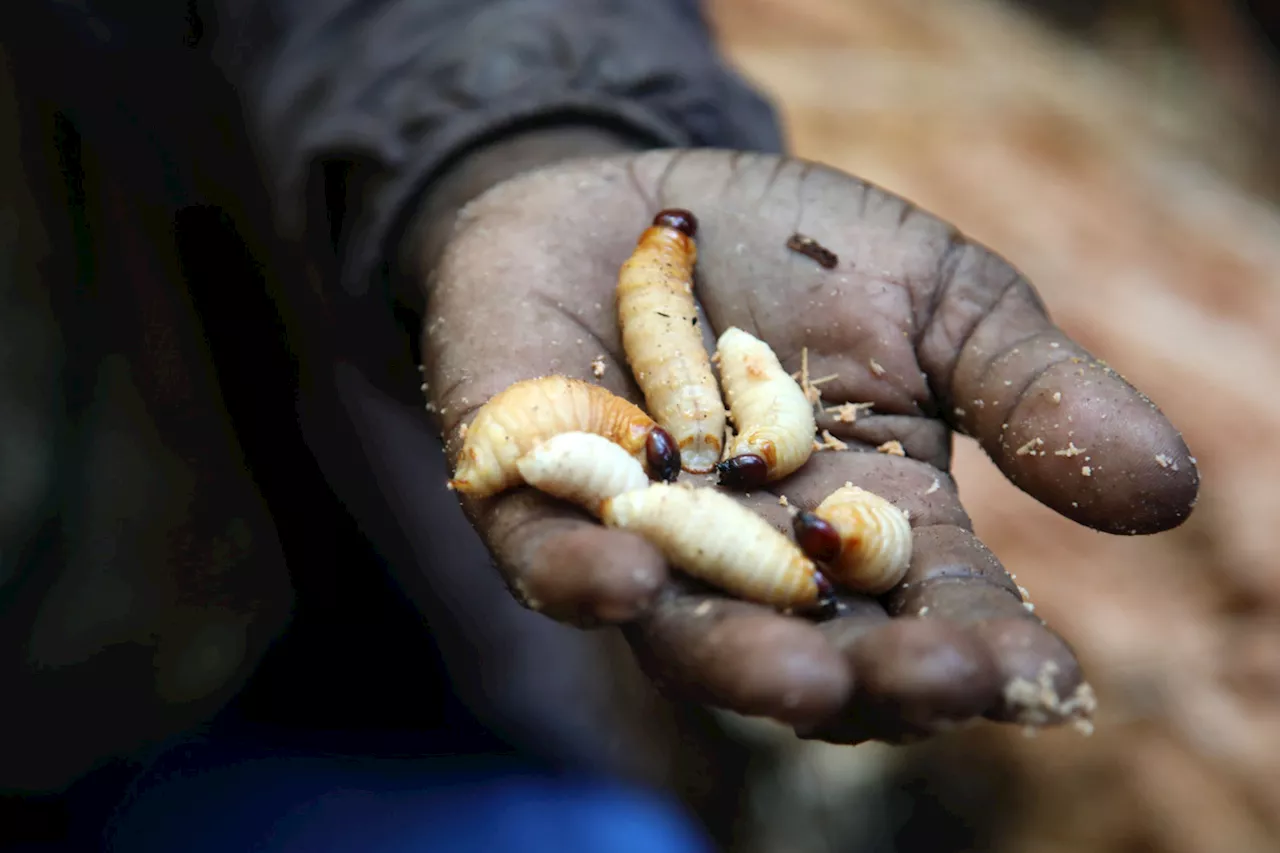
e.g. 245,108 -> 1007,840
916,246 -> 1199,534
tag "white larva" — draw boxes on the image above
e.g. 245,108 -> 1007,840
715,326 -> 817,489
805,484 -> 913,595
515,431 -> 651,517
601,483 -> 829,613
616,210 -> 726,474
447,375 -> 680,499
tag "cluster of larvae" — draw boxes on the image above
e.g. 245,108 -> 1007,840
447,209 -> 914,618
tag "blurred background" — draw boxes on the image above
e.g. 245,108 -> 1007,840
697,0 -> 1280,851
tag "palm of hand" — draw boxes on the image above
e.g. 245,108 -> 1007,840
422,150 -> 1197,743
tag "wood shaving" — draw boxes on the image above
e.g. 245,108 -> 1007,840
789,347 -> 841,410
1154,453 -> 1172,468
924,478 -> 941,495
777,494 -> 790,507
814,430 -> 849,451
1016,437 -> 1045,456
826,401 -> 873,423
785,233 -> 839,269
869,358 -> 886,377
1054,441 -> 1086,457
877,440 -> 905,457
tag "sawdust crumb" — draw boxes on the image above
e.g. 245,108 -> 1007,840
924,478 -> 941,496
815,430 -> 849,451
877,439 -> 905,457
1081,465 -> 1093,477
1154,453 -> 1172,468
590,355 -> 607,378
869,358 -> 886,377
1002,662 -> 1098,729
1054,441 -> 1086,457
512,578 -> 542,612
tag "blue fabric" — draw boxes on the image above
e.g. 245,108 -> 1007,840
104,748 -> 713,853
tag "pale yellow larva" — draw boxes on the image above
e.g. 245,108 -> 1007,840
616,209 -> 725,474
601,483 -> 832,613
515,431 -> 651,517
447,376 -> 680,499
792,484 -> 913,595
715,326 -> 816,489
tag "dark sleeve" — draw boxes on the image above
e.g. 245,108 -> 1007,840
208,0 -> 786,299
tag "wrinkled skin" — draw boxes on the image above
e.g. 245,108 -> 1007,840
423,149 -> 1199,744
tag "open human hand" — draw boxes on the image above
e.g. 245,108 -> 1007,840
421,149 -> 1198,744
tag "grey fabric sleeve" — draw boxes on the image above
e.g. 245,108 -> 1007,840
208,0 -> 787,298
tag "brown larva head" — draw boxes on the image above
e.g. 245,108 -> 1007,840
653,208 -> 698,238
792,511 -> 842,564
645,427 -> 682,482
804,572 -> 840,621
715,454 -> 769,490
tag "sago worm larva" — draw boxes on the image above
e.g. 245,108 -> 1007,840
601,483 -> 835,615
791,484 -> 913,595
616,208 -> 726,474
515,431 -> 650,517
447,375 -> 680,498
714,326 -> 817,489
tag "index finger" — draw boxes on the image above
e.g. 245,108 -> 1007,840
917,242 -> 1199,534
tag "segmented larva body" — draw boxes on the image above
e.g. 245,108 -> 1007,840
601,483 -> 833,614
448,376 -> 680,498
617,209 -> 726,474
515,431 -> 650,517
715,326 -> 816,489
793,485 -> 913,595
